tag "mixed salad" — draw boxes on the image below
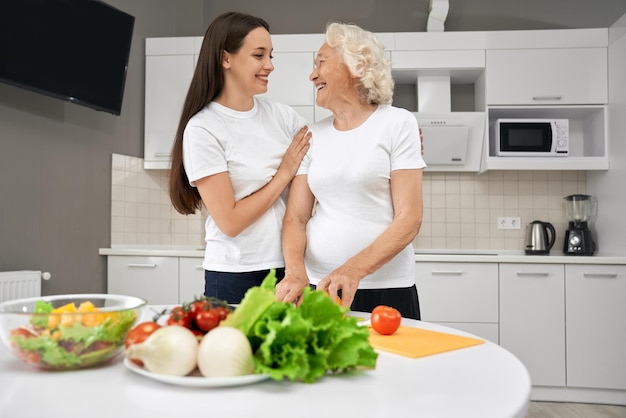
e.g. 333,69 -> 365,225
9,300 -> 137,369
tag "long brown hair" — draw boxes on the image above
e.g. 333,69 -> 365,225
169,12 -> 270,215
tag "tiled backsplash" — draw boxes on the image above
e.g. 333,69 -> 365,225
415,170 -> 587,251
111,154 -> 204,247
110,154 -> 586,252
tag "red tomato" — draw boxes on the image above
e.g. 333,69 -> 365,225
166,306 -> 192,328
190,300 -> 210,316
125,321 -> 161,366
371,305 -> 402,335
10,328 -> 35,338
17,349 -> 41,365
214,306 -> 230,321
195,309 -> 220,332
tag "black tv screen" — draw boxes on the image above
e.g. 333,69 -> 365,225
0,0 -> 134,115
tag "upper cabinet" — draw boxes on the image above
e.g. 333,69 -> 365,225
484,45 -> 609,171
143,28 -> 611,172
258,52 -> 316,124
144,37 -> 201,170
485,48 -> 608,106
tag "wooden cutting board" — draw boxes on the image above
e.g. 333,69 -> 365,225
368,326 -> 484,358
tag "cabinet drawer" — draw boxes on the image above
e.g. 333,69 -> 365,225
486,48 -> 607,105
107,256 -> 178,305
415,262 -> 498,323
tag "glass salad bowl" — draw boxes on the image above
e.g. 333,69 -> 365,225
0,294 -> 146,370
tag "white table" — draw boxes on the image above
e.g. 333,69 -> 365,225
0,310 -> 530,418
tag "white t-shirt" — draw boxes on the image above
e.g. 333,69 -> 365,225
183,97 -> 307,272
298,105 -> 426,289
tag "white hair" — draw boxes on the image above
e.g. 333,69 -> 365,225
325,22 -> 394,105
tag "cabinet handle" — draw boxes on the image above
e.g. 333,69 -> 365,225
127,263 -> 157,268
154,153 -> 171,158
583,273 -> 618,279
532,96 -> 562,101
431,270 -> 463,275
195,265 -> 203,270
515,272 -> 549,277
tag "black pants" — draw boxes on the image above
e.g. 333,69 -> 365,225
204,268 -> 285,304
313,284 -> 421,320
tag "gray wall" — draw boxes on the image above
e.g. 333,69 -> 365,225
1,0 -> 625,295
203,0 -> 626,33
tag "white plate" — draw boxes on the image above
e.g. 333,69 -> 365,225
123,358 -> 270,387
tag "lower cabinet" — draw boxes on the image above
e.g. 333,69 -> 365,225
566,264 -> 626,390
107,256 -> 205,305
414,262 -> 499,343
179,257 -> 205,302
107,256 -> 179,305
499,263 -> 566,387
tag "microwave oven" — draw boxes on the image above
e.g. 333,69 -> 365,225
495,119 -> 569,157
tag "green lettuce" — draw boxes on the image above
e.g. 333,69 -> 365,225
222,271 -> 378,383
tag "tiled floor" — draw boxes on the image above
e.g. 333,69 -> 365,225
526,402 -> 626,418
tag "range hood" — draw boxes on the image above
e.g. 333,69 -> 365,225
413,76 -> 486,172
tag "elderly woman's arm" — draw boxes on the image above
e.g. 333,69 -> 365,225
317,169 -> 423,307
276,175 -> 316,303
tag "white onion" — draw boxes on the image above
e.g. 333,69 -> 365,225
197,326 -> 255,378
126,325 -> 198,376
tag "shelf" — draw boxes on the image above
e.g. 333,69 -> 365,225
486,105 -> 608,171
485,156 -> 609,171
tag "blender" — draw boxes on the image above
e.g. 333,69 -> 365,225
563,194 -> 597,255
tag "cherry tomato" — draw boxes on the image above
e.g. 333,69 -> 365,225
125,321 -> 161,366
214,306 -> 230,321
195,309 -> 220,332
190,300 -> 210,316
371,305 -> 402,335
166,306 -> 192,328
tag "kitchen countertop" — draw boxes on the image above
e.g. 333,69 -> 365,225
99,246 -> 626,265
0,311 -> 531,418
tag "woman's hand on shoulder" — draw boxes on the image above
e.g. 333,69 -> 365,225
275,126 -> 311,183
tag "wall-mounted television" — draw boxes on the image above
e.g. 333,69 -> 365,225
0,0 -> 135,115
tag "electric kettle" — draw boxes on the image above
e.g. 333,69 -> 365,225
525,220 -> 556,255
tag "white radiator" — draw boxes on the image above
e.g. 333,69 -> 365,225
0,271 -> 42,303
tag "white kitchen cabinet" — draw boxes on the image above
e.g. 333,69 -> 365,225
486,48 -> 607,106
107,255 -> 179,305
565,264 -> 626,390
260,52 -> 314,107
179,257 -> 205,303
484,47 -> 609,171
144,37 -> 199,170
499,263 -> 566,387
414,262 -> 499,342
485,105 -> 608,170
258,51 -> 317,124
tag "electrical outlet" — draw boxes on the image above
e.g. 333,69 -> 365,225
497,217 -> 521,230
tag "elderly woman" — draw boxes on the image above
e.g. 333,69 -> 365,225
276,22 -> 426,319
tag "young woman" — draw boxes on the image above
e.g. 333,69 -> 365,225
169,12 -> 311,303
276,22 -> 425,319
